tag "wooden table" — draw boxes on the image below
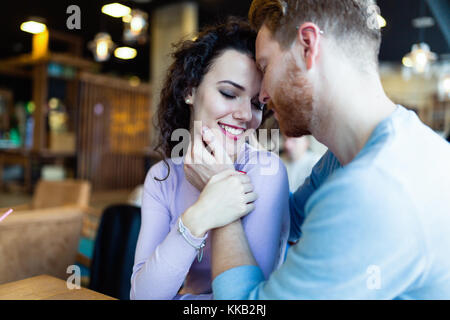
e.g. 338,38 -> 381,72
0,275 -> 116,300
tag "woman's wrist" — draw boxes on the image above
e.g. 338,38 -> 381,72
182,203 -> 208,238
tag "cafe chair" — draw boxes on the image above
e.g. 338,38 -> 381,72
0,206 -> 84,285
88,204 -> 141,300
1,179 -> 91,212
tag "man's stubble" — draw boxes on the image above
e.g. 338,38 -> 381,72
270,57 -> 316,138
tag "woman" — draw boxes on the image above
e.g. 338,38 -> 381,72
130,18 -> 289,300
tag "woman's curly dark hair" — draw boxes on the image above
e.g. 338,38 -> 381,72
153,16 -> 271,181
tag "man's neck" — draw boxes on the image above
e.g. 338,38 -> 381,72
312,73 -> 397,166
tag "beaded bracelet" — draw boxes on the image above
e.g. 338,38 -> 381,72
178,218 -> 206,262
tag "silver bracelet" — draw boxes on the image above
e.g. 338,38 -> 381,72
178,218 -> 206,262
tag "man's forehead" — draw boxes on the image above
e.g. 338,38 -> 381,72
256,25 -> 272,47
256,25 -> 279,62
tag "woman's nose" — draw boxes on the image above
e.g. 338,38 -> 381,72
233,99 -> 253,122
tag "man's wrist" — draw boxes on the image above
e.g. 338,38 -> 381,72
213,219 -> 241,235
211,219 -> 257,279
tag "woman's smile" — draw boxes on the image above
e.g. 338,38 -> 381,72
218,122 -> 246,141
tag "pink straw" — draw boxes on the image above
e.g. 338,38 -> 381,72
0,209 -> 13,223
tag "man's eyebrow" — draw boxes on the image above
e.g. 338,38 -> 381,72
217,80 -> 245,91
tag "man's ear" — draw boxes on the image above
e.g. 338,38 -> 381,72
185,88 -> 196,105
296,22 -> 321,70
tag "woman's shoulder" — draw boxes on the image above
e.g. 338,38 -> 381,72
142,158 -> 186,209
236,143 -> 287,178
144,157 -> 185,187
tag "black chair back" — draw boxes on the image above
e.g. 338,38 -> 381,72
89,204 -> 141,300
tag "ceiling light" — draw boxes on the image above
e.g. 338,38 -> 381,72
123,9 -> 148,44
102,3 -> 131,18
122,14 -> 132,23
88,33 -> 115,62
130,15 -> 146,34
20,19 -> 47,34
402,43 -> 437,74
114,47 -> 137,60
412,16 -> 435,29
129,76 -> 141,87
402,56 -> 413,68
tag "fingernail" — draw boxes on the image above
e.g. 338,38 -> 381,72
237,170 -> 247,174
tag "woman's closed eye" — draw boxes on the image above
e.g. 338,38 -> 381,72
220,90 -> 264,111
220,90 -> 236,99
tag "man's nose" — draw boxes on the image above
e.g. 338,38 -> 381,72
259,83 -> 270,105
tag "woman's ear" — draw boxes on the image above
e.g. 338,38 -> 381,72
185,88 -> 196,105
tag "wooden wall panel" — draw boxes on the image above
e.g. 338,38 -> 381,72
77,72 -> 152,191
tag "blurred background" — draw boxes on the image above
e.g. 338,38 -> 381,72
0,0 -> 448,298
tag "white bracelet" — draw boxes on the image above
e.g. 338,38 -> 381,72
178,218 -> 206,262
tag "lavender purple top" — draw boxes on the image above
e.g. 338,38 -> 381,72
130,143 -> 290,300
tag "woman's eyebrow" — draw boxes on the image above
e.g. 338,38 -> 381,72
217,80 -> 245,91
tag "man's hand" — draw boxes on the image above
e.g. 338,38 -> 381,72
184,125 -> 234,191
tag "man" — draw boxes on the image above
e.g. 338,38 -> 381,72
185,0 -> 450,299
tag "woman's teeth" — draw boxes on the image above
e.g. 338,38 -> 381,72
219,124 -> 244,136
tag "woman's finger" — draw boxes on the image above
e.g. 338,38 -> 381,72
242,182 -> 254,194
202,126 -> 233,165
191,122 -> 205,162
236,173 -> 251,184
244,202 -> 256,215
192,126 -> 216,165
244,191 -> 258,204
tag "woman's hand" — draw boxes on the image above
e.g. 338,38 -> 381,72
184,125 -> 234,191
182,169 -> 257,237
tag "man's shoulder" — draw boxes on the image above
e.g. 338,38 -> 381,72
371,105 -> 450,168
319,162 -> 403,200
302,164 -> 423,261
306,163 -> 416,224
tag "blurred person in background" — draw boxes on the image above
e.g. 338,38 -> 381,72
281,135 -> 321,192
